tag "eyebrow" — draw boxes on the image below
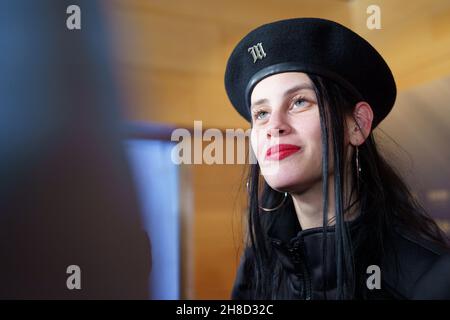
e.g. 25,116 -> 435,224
250,84 -> 314,110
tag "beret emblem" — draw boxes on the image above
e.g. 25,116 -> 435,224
248,42 -> 266,63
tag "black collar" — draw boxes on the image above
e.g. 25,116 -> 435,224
266,207 -> 364,299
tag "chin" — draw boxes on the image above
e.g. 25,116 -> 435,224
264,175 -> 302,192
264,168 -> 320,194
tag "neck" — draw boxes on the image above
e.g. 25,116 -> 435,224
291,168 -> 359,230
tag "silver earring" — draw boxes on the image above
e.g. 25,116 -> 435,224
259,192 -> 288,212
246,181 -> 288,212
356,145 -> 361,189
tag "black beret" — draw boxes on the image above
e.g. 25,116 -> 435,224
224,17 -> 397,128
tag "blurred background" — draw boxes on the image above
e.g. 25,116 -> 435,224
1,0 -> 449,299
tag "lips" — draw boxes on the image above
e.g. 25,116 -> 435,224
265,144 -> 301,161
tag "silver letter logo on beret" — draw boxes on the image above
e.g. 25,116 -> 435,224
248,43 -> 266,63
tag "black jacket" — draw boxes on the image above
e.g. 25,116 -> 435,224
232,208 -> 450,300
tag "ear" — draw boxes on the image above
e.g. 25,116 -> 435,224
348,101 -> 374,146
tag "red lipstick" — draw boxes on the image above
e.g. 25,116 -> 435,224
265,144 -> 301,161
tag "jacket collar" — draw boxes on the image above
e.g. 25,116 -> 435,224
266,207 -> 363,299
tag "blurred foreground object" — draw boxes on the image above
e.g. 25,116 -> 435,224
0,0 -> 151,299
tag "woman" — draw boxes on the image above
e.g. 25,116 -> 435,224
224,18 -> 450,300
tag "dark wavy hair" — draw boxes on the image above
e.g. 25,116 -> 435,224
243,73 -> 449,299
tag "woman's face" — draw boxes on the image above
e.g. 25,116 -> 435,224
250,72 -> 330,193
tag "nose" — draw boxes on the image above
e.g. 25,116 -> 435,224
266,113 -> 291,138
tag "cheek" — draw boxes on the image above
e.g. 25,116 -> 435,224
250,128 -> 264,160
307,122 -> 322,142
307,121 -> 335,172
298,113 -> 322,147
298,115 -> 325,166
313,126 -> 323,155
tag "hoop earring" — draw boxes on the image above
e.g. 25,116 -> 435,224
246,181 -> 288,212
259,192 -> 288,212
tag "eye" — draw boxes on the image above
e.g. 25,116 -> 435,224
253,109 -> 269,121
292,97 -> 309,109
